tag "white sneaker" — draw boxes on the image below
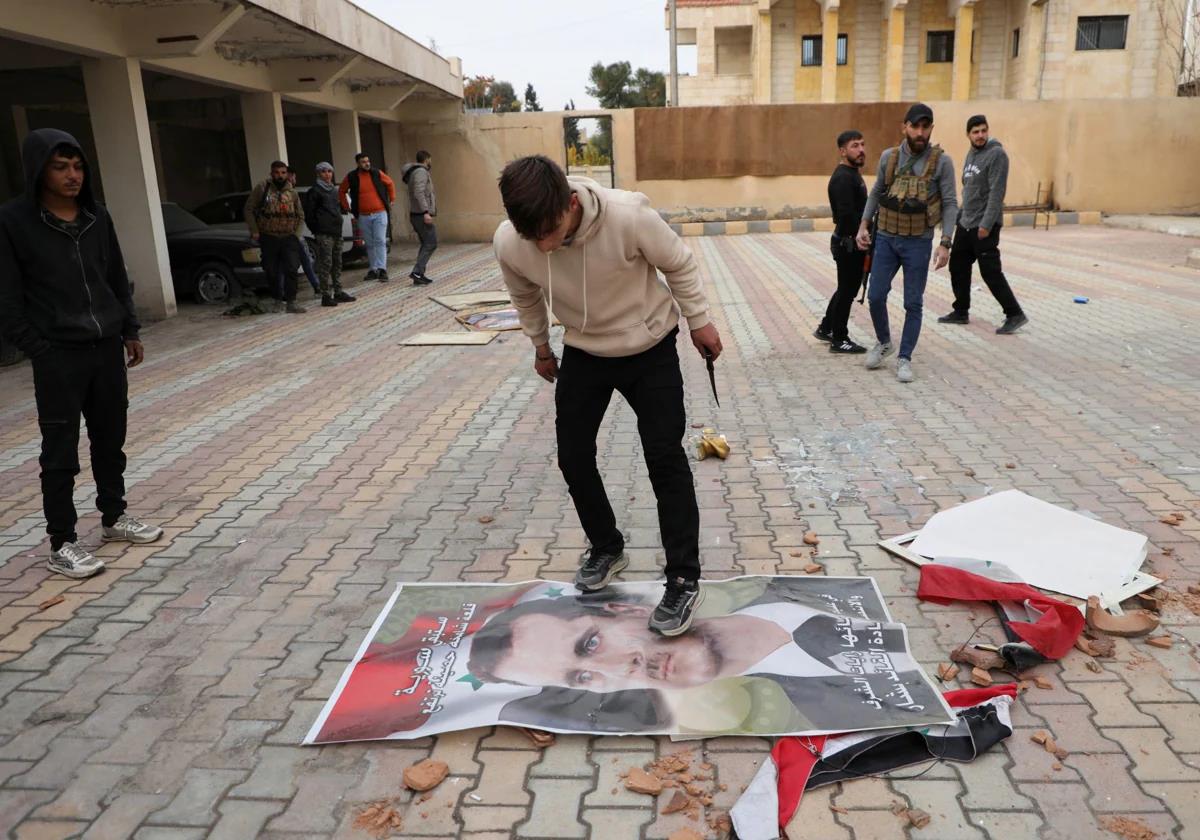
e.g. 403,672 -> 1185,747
865,342 -> 894,370
897,358 -> 914,383
101,514 -> 164,544
48,542 -> 105,579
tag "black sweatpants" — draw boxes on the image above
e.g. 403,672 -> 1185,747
948,224 -> 1022,317
819,242 -> 868,342
410,213 -> 438,277
260,234 -> 300,302
555,329 -> 701,582
32,337 -> 129,549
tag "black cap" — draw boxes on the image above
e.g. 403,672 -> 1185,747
904,103 -> 934,125
966,114 -> 988,132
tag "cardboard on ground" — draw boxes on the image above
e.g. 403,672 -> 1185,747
902,490 -> 1149,603
400,331 -> 498,346
431,291 -> 511,311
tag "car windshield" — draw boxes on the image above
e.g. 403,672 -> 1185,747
161,203 -> 208,234
193,194 -> 249,225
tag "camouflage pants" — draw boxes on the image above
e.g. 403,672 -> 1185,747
314,234 -> 343,296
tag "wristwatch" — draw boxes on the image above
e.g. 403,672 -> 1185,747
939,236 -> 952,248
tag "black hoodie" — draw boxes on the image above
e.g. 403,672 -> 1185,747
0,128 -> 140,358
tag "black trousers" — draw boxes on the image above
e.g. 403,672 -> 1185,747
948,224 -> 1022,317
260,234 -> 300,302
820,243 -> 868,342
32,337 -> 128,548
555,329 -> 701,582
410,213 -> 438,277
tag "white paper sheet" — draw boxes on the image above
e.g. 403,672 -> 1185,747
909,490 -> 1148,601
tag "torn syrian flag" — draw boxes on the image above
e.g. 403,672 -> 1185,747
730,685 -> 1017,840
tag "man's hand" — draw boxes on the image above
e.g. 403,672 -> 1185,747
423,212 -> 433,225
691,323 -> 723,361
855,226 -> 872,251
533,343 -> 558,383
932,245 -> 950,270
124,339 -> 144,369
978,227 -> 989,239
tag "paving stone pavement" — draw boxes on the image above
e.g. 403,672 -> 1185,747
0,228 -> 1198,839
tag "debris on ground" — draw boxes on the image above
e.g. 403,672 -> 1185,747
661,790 -> 691,814
952,645 -> 1006,671
353,801 -> 403,837
970,667 -> 993,687
1076,634 -> 1117,658
625,767 -> 664,795
906,808 -> 932,829
1085,660 -> 1104,673
1146,635 -> 1173,649
1086,596 -> 1160,638
890,801 -> 907,816
1133,593 -> 1160,613
403,759 -> 449,792
936,663 -> 960,682
1034,676 -> 1053,690
693,429 -> 730,460
37,594 -> 65,612
1159,512 -> 1185,526
1099,815 -> 1160,840
478,515 -> 494,524
517,727 -> 555,748
667,829 -> 704,840
1032,730 -> 1070,760
803,531 -> 821,546
830,805 -> 849,815
804,563 -> 823,574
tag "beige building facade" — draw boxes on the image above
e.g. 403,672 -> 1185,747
670,0 -> 1187,104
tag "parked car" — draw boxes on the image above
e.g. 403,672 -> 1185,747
192,189 -> 367,264
162,202 -> 268,304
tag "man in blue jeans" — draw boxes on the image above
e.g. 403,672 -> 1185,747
339,152 -> 395,282
856,103 -> 958,383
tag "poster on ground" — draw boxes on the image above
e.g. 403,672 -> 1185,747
304,576 -> 954,744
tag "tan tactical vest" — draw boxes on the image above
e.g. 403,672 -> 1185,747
877,145 -> 943,237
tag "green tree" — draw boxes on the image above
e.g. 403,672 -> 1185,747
489,80 -> 521,113
463,75 -> 494,110
523,83 -> 543,112
586,61 -> 667,109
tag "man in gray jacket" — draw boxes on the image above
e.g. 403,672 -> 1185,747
402,151 -> 437,286
939,115 -> 1027,334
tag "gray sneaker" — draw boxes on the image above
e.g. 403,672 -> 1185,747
648,578 -> 705,637
897,357 -> 914,383
48,542 -> 105,579
286,301 -> 307,314
865,342 -> 894,370
574,547 -> 629,592
101,514 -> 163,544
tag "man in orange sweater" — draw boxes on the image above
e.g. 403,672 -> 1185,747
339,152 -> 395,281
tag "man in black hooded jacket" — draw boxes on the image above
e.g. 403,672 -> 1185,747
0,129 -> 163,579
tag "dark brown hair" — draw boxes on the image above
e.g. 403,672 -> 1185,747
498,155 -> 572,239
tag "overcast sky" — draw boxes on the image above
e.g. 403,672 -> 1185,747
350,0 -> 696,110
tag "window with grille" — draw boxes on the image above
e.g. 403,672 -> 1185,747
926,31 -> 954,63
801,34 -> 849,66
1076,15 -> 1128,50
1012,27 -> 1020,58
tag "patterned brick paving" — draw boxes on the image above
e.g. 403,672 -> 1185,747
0,227 -> 1198,839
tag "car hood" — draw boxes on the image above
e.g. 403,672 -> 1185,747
167,226 -> 257,245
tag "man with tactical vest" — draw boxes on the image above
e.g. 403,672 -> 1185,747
938,114 -> 1028,334
856,103 -> 958,383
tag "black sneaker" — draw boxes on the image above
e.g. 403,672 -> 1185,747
321,295 -> 338,307
574,547 -> 629,592
996,314 -> 1028,335
648,577 -> 704,637
334,290 -> 357,302
411,273 -> 432,286
813,325 -> 833,342
377,271 -> 390,283
364,269 -> 379,281
829,338 -> 867,354
937,311 -> 970,324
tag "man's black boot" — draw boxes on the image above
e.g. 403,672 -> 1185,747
996,313 -> 1029,335
334,290 -> 357,302
574,547 -> 628,592
937,311 -> 970,324
813,325 -> 833,342
321,294 -> 338,307
648,577 -> 704,637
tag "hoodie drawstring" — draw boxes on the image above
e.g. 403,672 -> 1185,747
546,243 -> 589,335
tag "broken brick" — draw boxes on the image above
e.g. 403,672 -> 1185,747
970,667 -> 993,687
1146,635 -> 1174,649
402,759 -> 448,792
1034,676 -> 1053,690
1085,660 -> 1104,674
831,805 -> 849,815
936,663 -> 960,682
37,594 -> 65,612
661,790 -> 691,815
907,809 -> 932,829
804,563 -> 823,574
803,531 -> 820,546
625,767 -> 663,795
1031,731 -> 1049,745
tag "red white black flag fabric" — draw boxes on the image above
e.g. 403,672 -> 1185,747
730,685 -> 1018,840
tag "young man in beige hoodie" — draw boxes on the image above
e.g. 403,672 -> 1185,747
494,155 -> 723,637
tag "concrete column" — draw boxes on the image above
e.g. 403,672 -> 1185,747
1019,0 -> 1048,99
883,2 -> 907,101
755,8 -> 773,103
379,121 -> 405,178
81,57 -> 176,319
240,91 -> 287,184
821,5 -> 840,102
328,110 -> 362,174
951,1 -> 976,100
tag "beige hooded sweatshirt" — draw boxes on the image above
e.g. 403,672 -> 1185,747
493,177 -> 711,358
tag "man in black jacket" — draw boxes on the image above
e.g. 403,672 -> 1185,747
0,129 -> 163,579
814,130 -> 870,354
303,162 -> 355,307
